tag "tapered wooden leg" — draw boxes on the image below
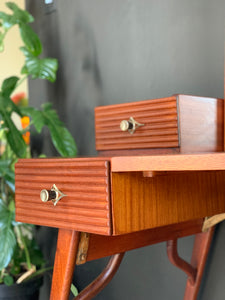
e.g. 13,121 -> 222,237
50,229 -> 80,300
183,228 -> 214,300
74,253 -> 125,300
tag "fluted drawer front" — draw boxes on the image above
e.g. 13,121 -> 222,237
15,158 -> 111,235
95,96 -> 179,151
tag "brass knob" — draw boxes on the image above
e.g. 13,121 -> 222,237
40,184 -> 66,206
120,120 -> 133,132
40,189 -> 57,202
120,117 -> 144,134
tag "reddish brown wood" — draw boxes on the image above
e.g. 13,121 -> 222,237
85,219 -> 204,262
95,95 -> 223,154
167,240 -> 196,284
15,158 -> 112,235
111,170 -> 225,234
14,93 -> 225,300
50,229 -> 80,300
98,147 -> 180,157
74,253 -> 125,300
178,95 -> 223,153
111,152 -> 225,172
183,228 -> 215,300
95,96 -> 179,151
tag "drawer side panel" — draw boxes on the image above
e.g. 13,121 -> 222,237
111,171 -> 225,235
15,158 -> 111,235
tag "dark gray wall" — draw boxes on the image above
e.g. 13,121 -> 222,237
26,1 -> 225,299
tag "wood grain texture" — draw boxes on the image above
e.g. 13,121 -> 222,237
84,219 -> 204,262
178,95 -> 224,153
111,171 -> 225,234
95,96 -> 179,151
15,158 -> 112,235
50,230 -> 80,300
95,94 -> 223,154
111,152 -> 225,172
98,147 -> 180,157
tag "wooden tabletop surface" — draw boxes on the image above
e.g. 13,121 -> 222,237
111,152 -> 225,172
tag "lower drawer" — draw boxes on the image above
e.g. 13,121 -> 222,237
15,158 -> 111,235
15,156 -> 225,236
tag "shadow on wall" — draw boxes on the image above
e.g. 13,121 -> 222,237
66,8 -> 104,156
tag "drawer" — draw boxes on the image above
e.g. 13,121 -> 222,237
95,96 -> 179,151
15,154 -> 225,236
95,95 -> 223,154
15,158 -> 112,235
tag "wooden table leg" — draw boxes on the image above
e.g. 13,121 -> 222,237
74,253 -> 125,300
183,228 -> 215,300
167,228 -> 215,300
50,229 -> 80,300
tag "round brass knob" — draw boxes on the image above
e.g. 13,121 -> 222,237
40,184 -> 66,206
120,117 -> 144,134
40,189 -> 57,202
120,120 -> 133,132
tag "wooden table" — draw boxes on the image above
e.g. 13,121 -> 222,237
15,95 -> 225,299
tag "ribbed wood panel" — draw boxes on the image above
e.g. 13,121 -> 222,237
95,96 -> 179,150
15,158 -> 111,235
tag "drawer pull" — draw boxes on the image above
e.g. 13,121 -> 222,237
40,184 -> 66,206
120,117 -> 144,134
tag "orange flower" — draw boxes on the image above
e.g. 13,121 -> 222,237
11,92 -> 28,107
11,92 -> 30,144
11,92 -> 26,104
21,116 -> 30,145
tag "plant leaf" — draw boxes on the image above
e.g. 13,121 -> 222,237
0,160 -> 15,184
0,3 -> 33,30
21,107 -> 45,133
0,94 -> 22,120
23,104 -> 77,156
0,226 -> 16,270
0,109 -> 27,158
1,76 -> 19,98
6,2 -> 34,25
41,104 -> 77,157
3,275 -> 14,286
27,239 -> 45,268
21,47 -> 58,82
0,92 -> 26,157
71,283 -> 79,297
0,12 -> 13,29
48,125 -> 77,157
19,23 -> 42,56
0,199 -> 10,229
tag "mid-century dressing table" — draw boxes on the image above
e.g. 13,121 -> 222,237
15,93 -> 225,300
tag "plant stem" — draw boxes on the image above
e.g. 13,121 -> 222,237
17,226 -> 32,270
16,75 -> 28,89
0,28 -> 9,52
24,266 -> 53,282
1,176 -> 6,204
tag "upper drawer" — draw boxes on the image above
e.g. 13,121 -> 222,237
95,96 -> 179,151
15,158 -> 111,235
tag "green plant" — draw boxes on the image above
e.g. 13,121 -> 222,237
0,2 -> 77,286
